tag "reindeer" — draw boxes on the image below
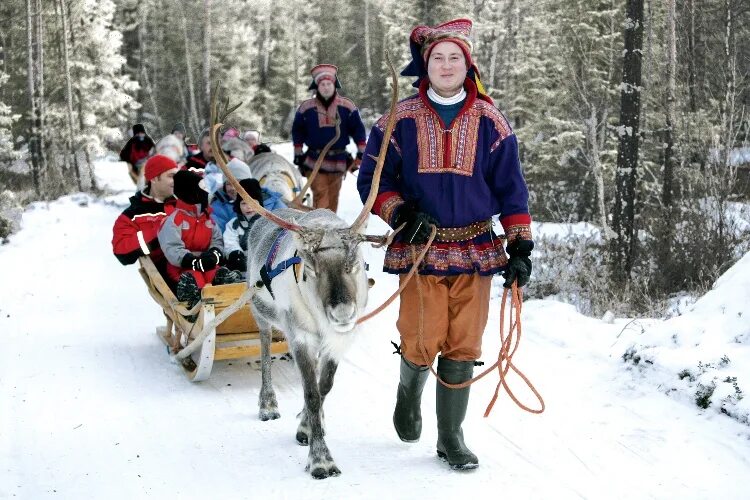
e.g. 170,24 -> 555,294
153,134 -> 188,166
248,151 -> 312,207
209,56 -> 397,479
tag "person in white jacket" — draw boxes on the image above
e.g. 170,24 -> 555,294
223,178 -> 264,273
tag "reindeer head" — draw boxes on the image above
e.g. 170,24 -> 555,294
293,221 -> 368,332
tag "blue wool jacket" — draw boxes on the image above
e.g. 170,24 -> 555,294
210,189 -> 235,233
291,93 -> 367,173
357,79 -> 532,276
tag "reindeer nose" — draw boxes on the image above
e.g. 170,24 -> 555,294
329,303 -> 356,324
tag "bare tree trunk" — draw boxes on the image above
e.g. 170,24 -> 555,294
65,5 -> 96,191
35,0 -> 48,179
138,4 -> 162,134
687,0 -> 697,112
586,107 -> 610,237
26,0 -> 41,195
290,5 -> 300,109
181,12 -> 201,136
716,0 -> 738,243
364,0 -> 373,81
662,0 -> 676,207
202,0 -> 211,120
611,0 -> 644,284
57,0 -> 81,191
488,29 -> 498,88
261,10 -> 272,88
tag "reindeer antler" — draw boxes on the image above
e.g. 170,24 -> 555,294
210,84 -> 303,233
350,50 -> 399,234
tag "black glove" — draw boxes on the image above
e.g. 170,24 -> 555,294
394,202 -> 438,245
181,252 -> 199,270
227,250 -> 247,272
293,152 -> 307,167
503,239 -> 534,288
198,248 -> 222,271
254,143 -> 272,154
348,151 -> 363,173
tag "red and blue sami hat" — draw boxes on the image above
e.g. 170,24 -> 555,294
401,18 -> 489,99
307,64 -> 342,90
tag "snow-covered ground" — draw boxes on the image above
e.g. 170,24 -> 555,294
1,150 -> 749,499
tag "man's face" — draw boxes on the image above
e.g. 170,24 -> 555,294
136,132 -> 146,141
173,131 -> 185,141
317,80 -> 336,99
150,168 -> 178,199
200,136 -> 214,160
245,135 -> 258,148
427,41 -> 468,97
225,181 -> 237,200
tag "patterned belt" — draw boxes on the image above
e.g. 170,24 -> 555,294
309,148 -> 348,156
434,219 -> 493,242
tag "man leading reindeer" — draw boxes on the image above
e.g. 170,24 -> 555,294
357,18 -> 534,470
292,64 -> 367,212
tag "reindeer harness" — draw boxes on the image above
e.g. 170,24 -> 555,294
258,229 -> 303,299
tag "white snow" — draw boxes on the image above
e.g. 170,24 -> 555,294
1,151 -> 749,499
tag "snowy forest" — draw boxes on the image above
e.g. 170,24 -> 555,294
1,0 -> 749,315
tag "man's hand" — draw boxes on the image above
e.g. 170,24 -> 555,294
502,239 -> 534,288
348,151 -> 363,173
293,153 -> 307,167
394,202 -> 438,245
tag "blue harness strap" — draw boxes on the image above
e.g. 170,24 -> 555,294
259,229 -> 302,299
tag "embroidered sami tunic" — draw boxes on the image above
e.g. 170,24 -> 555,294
291,95 -> 367,173
357,79 -> 533,276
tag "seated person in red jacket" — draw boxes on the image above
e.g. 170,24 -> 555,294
111,154 -> 178,277
120,123 -> 155,185
158,170 -> 241,309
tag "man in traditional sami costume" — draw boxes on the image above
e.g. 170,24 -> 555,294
292,64 -> 367,212
357,18 -> 534,470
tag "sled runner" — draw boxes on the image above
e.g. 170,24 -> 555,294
138,256 -> 288,381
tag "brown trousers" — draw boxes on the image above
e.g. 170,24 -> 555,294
311,172 -> 344,212
397,273 -> 492,366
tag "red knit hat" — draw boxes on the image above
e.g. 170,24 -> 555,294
144,154 -> 177,182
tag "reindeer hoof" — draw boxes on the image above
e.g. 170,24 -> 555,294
259,408 -> 280,421
306,462 -> 341,479
296,430 -> 309,446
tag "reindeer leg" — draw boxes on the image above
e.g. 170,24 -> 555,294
317,357 -> 339,436
296,353 -> 318,445
293,345 -> 340,479
257,318 -> 280,421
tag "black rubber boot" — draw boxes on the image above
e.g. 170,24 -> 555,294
436,357 -> 479,470
393,357 -> 429,442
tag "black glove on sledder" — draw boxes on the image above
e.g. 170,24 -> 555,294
503,239 -> 534,288
227,250 -> 247,272
394,202 -> 438,245
198,248 -> 222,271
181,248 -> 221,272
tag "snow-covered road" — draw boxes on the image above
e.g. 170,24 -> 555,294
1,155 -> 748,499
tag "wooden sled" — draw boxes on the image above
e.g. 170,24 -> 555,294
138,256 -> 288,382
